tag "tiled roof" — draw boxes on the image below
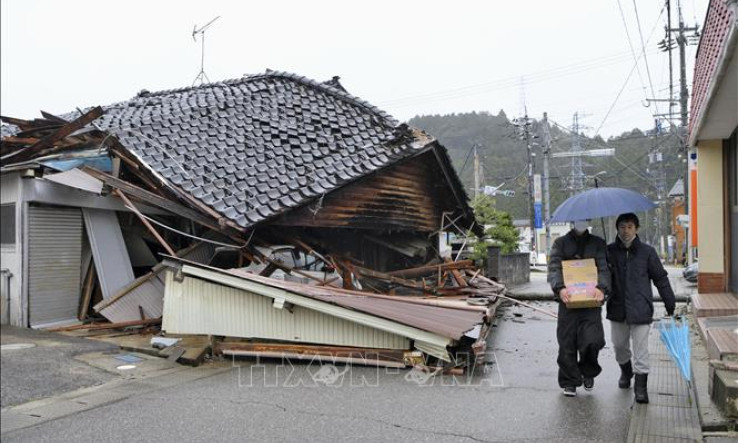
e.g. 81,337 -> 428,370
91,71 -> 435,230
689,0 -> 736,138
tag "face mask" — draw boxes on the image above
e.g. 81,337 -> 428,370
572,220 -> 589,232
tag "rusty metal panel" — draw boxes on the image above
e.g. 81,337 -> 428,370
163,271 -> 410,350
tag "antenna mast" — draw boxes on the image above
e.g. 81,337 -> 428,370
192,16 -> 220,86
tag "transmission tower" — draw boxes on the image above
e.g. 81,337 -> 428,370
568,113 -> 586,195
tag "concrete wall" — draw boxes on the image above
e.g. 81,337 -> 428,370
1,173 -> 23,325
487,246 -> 530,286
696,140 -> 725,292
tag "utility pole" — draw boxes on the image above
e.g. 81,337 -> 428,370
541,112 -> 553,256
656,0 -> 699,262
473,144 -> 480,199
514,111 -> 537,257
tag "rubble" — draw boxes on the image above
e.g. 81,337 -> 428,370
1,71 -> 504,370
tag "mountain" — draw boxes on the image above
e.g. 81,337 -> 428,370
409,111 -> 685,243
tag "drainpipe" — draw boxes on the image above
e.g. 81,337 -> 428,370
0,269 -> 11,325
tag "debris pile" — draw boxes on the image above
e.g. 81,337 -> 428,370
1,71 -> 503,370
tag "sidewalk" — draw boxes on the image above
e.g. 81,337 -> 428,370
626,316 -> 702,442
505,268 -> 737,441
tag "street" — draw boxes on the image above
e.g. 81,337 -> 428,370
2,301 -> 635,442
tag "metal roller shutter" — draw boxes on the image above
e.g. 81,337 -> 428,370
28,206 -> 82,328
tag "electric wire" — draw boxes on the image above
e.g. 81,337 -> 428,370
596,3 -> 666,136
632,0 -> 660,115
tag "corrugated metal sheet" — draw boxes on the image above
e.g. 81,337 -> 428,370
97,273 -> 164,323
165,260 -> 457,360
94,242 -> 215,322
163,271 -> 410,350
227,269 -> 484,339
82,208 -> 135,299
28,206 -> 82,328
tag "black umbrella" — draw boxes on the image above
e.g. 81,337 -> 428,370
550,187 -> 657,223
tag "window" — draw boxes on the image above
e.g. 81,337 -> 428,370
1,204 -> 16,247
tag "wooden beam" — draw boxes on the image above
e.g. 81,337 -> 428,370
5,107 -> 103,162
386,260 -> 474,279
352,265 -> 427,291
82,167 -> 228,234
444,258 -> 469,287
114,189 -> 176,256
47,317 -> 161,332
78,263 -> 97,320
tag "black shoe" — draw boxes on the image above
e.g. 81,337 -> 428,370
562,386 -> 577,397
619,361 -> 633,389
634,373 -> 649,404
583,376 -> 594,391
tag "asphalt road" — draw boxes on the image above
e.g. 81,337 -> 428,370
2,302 -> 634,442
0,325 -> 117,408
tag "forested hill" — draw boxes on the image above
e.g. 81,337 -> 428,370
409,111 -> 685,231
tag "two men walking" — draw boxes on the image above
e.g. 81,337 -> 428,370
548,213 -> 676,403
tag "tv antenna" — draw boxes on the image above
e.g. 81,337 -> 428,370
191,16 -> 220,86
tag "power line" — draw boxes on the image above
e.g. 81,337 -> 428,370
377,49 -> 660,108
631,0 -> 660,115
596,3 -> 666,136
615,0 -> 650,101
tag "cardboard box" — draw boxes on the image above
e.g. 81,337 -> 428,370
562,258 -> 602,309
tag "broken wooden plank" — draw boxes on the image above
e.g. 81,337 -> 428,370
5,107 -> 103,162
82,166 -> 241,238
215,341 -> 408,368
40,111 -> 69,124
386,260 -> 474,279
47,317 -> 162,332
444,258 -> 469,287
78,263 -> 97,320
352,265 -> 427,290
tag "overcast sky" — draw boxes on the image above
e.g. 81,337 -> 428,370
1,0 -> 707,139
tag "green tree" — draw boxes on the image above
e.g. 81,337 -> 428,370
470,194 -> 519,262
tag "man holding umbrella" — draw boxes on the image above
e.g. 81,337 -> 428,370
548,220 -> 610,397
606,213 -> 675,404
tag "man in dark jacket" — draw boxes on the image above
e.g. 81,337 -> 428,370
607,213 -> 675,404
548,220 -> 610,397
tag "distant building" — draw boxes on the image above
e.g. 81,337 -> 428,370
513,219 -> 570,265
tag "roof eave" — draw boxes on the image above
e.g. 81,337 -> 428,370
689,12 -> 738,146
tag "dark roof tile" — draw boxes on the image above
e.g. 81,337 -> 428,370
84,71 -> 441,228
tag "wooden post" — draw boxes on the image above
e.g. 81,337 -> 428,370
113,189 -> 176,256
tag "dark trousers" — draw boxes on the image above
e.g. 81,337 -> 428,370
556,304 -> 605,388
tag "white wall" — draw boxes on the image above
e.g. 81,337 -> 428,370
696,140 -> 725,274
0,173 -> 23,325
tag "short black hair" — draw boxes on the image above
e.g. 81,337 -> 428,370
616,213 -> 640,228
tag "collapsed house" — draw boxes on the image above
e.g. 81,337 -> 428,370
0,71 -> 503,368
